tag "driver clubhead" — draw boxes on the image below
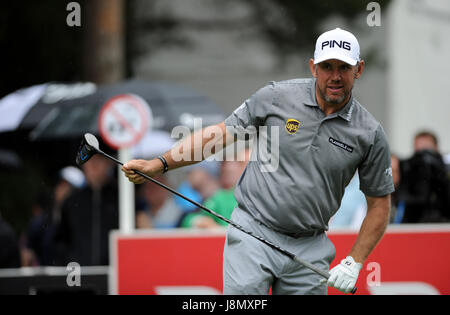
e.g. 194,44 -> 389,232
76,133 -> 100,166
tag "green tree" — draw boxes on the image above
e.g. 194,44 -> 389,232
245,0 -> 391,57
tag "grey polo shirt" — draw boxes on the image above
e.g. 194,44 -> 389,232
225,78 -> 394,233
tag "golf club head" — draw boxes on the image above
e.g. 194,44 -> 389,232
76,133 -> 100,166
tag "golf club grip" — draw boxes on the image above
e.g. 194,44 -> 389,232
99,150 -> 357,294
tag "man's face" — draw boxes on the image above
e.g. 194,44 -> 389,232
309,59 -> 364,107
414,135 -> 438,152
82,155 -> 113,189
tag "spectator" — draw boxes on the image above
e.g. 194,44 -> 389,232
391,154 -> 401,189
55,154 -> 118,266
399,131 -> 450,223
23,191 -> 51,266
174,165 -> 220,213
414,131 -> 439,153
24,167 -> 85,266
445,153 -> 450,178
136,175 -> 183,229
390,154 -> 406,223
0,215 -> 21,268
174,180 -> 203,213
53,166 -> 85,223
180,150 -> 250,229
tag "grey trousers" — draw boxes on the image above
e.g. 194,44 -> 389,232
223,208 -> 336,295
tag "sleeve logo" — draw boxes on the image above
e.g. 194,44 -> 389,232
385,167 -> 393,177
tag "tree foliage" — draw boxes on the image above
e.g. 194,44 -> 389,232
246,0 -> 391,55
127,0 -> 391,68
0,0 -> 391,96
0,1 -> 85,97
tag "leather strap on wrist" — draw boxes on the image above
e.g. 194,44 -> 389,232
157,156 -> 169,174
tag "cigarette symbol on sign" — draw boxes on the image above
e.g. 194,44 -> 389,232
98,94 -> 152,150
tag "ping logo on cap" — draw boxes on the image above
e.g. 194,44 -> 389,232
314,28 -> 360,66
322,40 -> 351,51
286,119 -> 301,135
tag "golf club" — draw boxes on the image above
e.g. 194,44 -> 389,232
76,133 -> 357,294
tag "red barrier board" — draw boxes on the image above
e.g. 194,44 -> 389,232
110,225 -> 450,295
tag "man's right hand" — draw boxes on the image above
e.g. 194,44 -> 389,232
121,159 -> 163,184
121,122 -> 232,185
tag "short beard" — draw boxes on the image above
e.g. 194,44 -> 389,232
317,84 -> 349,105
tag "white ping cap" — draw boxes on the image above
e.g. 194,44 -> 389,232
314,28 -> 360,66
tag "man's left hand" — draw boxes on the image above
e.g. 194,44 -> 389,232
327,256 -> 362,294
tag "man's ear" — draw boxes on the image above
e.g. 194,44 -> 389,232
354,60 -> 365,79
309,59 -> 318,78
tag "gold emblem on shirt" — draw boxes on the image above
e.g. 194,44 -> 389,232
286,119 -> 301,134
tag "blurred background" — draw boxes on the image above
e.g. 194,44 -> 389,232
0,0 -> 449,295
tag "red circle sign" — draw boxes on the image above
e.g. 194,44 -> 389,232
98,94 -> 152,150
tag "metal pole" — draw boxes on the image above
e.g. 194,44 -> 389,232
118,148 -> 134,233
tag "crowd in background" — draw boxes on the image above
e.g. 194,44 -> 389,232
330,130 -> 450,228
0,131 -> 449,268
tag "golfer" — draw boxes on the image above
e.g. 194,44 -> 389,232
122,28 -> 394,295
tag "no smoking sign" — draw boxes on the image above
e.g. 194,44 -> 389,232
98,94 -> 152,150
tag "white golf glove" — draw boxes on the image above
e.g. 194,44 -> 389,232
327,256 -> 362,294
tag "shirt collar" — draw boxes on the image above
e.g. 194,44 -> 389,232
303,78 -> 319,107
337,98 -> 355,122
303,78 -> 355,122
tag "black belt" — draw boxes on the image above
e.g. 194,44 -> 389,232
279,229 -> 325,238
256,220 -> 324,238
238,206 -> 325,239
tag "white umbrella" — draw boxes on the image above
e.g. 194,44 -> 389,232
0,84 -> 47,133
0,82 -> 97,134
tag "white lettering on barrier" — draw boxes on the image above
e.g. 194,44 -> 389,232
368,282 -> 440,295
155,286 -> 221,295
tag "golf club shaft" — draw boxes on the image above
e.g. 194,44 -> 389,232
98,149 -> 355,294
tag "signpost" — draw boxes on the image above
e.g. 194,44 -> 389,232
98,94 -> 152,233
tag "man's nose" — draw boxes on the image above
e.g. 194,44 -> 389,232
331,68 -> 342,81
